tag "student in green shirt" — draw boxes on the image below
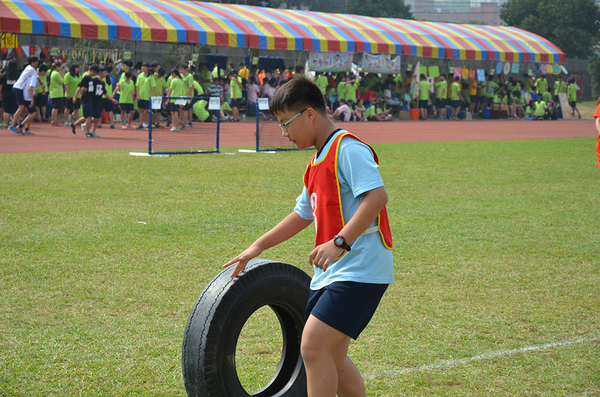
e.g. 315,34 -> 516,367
114,71 -> 136,129
418,73 -> 430,120
315,72 -> 328,95
336,74 -> 346,104
151,67 -> 166,128
219,94 -> 232,120
535,75 -> 548,95
344,74 -> 358,104
533,99 -> 547,119
434,75 -> 447,119
450,76 -> 464,120
485,74 -> 498,107
228,72 -> 243,122
63,64 -> 81,125
553,76 -> 566,101
510,90 -> 526,119
35,64 -> 49,122
136,63 -> 156,129
49,61 -> 65,126
166,69 -> 185,131
102,72 -> 114,129
179,64 -> 195,128
567,79 -> 581,119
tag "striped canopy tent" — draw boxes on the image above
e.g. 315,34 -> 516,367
0,0 -> 564,63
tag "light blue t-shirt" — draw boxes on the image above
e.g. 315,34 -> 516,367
294,130 -> 394,290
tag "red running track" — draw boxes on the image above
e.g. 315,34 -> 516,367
0,119 -> 596,154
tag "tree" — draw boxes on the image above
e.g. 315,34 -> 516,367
344,0 -> 413,19
500,0 -> 600,59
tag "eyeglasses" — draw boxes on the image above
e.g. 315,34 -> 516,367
279,108 -> 309,133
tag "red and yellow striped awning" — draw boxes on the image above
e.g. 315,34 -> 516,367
0,0 -> 565,63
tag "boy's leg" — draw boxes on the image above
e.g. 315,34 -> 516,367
301,315 -> 366,397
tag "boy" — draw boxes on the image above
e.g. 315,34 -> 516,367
166,69 -> 184,132
567,79 -> 581,119
435,74 -> 447,119
19,64 -> 48,135
224,76 -> 393,397
71,65 -> 99,136
136,63 -> 155,130
9,56 -> 39,134
113,71 -> 136,129
450,76 -> 463,120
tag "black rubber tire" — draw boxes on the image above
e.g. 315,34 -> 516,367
182,259 -> 311,397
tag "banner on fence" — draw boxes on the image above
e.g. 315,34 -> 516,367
308,52 -> 353,72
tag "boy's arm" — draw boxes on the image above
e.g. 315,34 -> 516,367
224,211 -> 313,277
308,186 -> 388,271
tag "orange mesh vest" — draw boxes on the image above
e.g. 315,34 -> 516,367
303,132 -> 393,249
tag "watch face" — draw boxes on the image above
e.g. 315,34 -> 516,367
334,237 -> 344,246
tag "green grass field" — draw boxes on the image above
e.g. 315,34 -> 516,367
1,138 -> 599,396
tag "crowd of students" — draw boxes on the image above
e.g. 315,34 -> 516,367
0,56 -> 584,137
324,70 -> 582,122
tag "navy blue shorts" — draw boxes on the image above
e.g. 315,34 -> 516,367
436,98 -> 447,108
52,97 -> 64,111
305,281 -> 388,340
451,99 -> 462,108
138,99 -> 149,109
23,100 -> 36,114
120,103 -> 134,113
103,99 -> 114,113
13,87 -> 25,106
93,105 -> 103,119
82,102 -> 94,118
66,98 -> 80,111
3,93 -> 17,114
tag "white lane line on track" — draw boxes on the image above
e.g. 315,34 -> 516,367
365,336 -> 600,380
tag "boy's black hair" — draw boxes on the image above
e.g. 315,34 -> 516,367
89,64 -> 100,73
28,56 -> 39,65
99,66 -> 107,73
124,71 -> 132,79
158,68 -> 166,77
123,60 -> 133,67
269,75 -> 327,116
454,76 -> 460,81
38,63 -> 49,72
171,68 -> 181,78
420,73 -> 426,79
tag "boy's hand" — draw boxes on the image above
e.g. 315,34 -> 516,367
308,241 -> 344,272
223,244 -> 263,278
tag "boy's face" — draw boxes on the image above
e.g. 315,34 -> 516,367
275,107 -> 313,150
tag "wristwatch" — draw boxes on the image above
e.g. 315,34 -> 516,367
333,235 -> 351,251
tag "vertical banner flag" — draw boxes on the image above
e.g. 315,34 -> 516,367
308,52 -> 353,72
477,69 -> 486,82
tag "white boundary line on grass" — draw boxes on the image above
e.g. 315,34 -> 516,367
364,336 -> 600,380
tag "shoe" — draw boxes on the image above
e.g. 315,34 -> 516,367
122,125 -> 128,130
71,123 -> 77,134
136,125 -> 144,130
170,127 -> 180,132
578,114 -> 581,119
110,124 -> 115,129
8,126 -> 21,134
97,124 -> 102,129
166,120 -> 172,127
90,131 -> 101,138
180,125 -> 186,130
85,132 -> 93,138
128,125 -> 136,130
188,122 -> 193,128
82,125 -> 87,134
25,130 -> 36,136
65,121 -> 71,126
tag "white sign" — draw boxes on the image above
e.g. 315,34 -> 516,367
258,98 -> 270,111
208,97 -> 221,110
150,96 -> 162,110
